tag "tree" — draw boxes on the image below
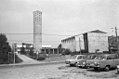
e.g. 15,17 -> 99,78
0,34 -> 7,53
58,44 -> 62,53
0,34 -> 11,64
20,47 -> 25,54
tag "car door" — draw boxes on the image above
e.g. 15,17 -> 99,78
114,54 -> 119,67
107,55 -> 115,68
111,55 -> 118,68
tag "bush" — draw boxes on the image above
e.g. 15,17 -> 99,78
37,54 -> 46,60
8,53 -> 23,64
62,49 -> 71,55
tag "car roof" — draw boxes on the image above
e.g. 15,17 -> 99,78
76,55 -> 86,56
98,54 -> 117,57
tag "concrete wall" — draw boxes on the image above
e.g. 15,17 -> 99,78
61,37 -> 76,52
33,10 -> 42,53
61,30 -> 108,53
88,32 -> 108,53
61,35 -> 85,52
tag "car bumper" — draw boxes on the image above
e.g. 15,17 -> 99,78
76,64 -> 86,67
65,61 -> 75,64
87,64 -> 100,68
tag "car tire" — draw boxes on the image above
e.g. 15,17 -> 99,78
94,67 -> 98,70
105,66 -> 110,71
70,64 -> 74,66
74,62 -> 77,66
94,67 -> 100,71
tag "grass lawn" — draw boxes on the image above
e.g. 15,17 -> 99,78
45,54 -> 67,62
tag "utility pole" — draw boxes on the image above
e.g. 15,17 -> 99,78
115,27 -> 119,53
79,38 -> 82,55
12,43 -> 15,65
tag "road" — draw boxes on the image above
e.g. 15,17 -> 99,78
0,63 -> 119,79
16,53 -> 41,64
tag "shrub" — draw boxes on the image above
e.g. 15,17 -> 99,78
62,49 -> 71,55
37,54 -> 46,60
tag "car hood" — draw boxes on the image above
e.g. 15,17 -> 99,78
66,59 -> 77,61
77,59 -> 87,64
66,59 -> 84,62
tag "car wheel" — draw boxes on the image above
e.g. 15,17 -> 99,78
94,68 -> 98,70
70,64 -> 74,66
94,67 -> 100,71
74,62 -> 77,66
117,69 -> 119,73
105,66 -> 110,71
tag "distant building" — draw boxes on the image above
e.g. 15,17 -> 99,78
33,10 -> 42,53
61,30 -> 109,53
16,43 -> 59,54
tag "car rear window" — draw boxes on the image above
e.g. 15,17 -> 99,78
95,55 -> 106,60
77,56 -> 84,59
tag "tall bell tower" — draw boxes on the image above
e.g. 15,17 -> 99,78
33,10 -> 42,54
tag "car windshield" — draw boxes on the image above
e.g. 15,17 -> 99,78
77,56 -> 84,59
70,55 -> 77,59
86,55 -> 97,59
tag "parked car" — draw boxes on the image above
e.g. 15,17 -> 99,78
76,54 -> 98,68
65,55 -> 86,66
86,54 -> 119,71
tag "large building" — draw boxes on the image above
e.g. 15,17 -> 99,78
61,30 -> 109,53
33,10 -> 42,53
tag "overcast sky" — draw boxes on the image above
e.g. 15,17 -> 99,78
0,0 -> 119,47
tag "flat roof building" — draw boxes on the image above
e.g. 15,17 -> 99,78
61,30 -> 109,53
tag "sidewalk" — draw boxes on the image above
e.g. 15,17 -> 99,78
16,53 -> 40,64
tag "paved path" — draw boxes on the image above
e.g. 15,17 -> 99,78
16,53 -> 40,64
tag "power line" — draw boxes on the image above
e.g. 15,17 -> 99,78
4,33 -> 72,36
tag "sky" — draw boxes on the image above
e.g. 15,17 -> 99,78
0,0 -> 119,47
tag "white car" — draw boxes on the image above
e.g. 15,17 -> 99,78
65,55 -> 86,66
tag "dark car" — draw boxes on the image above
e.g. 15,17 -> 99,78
65,55 -> 87,66
86,54 -> 119,71
76,54 -> 98,68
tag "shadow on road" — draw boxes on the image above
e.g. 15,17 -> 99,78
87,68 -> 116,72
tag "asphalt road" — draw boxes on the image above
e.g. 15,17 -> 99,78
0,63 -> 119,79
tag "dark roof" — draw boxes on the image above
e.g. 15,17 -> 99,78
89,30 -> 107,34
61,29 -> 107,41
61,36 -> 75,42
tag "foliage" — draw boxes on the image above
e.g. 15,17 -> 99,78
0,34 -> 12,64
62,49 -> 71,55
0,34 -> 7,45
37,54 -> 46,60
29,47 -> 34,55
20,47 -> 25,54
57,44 -> 65,54
8,53 -> 23,64
28,48 -> 46,61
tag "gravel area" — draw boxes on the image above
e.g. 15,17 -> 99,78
0,63 -> 119,79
